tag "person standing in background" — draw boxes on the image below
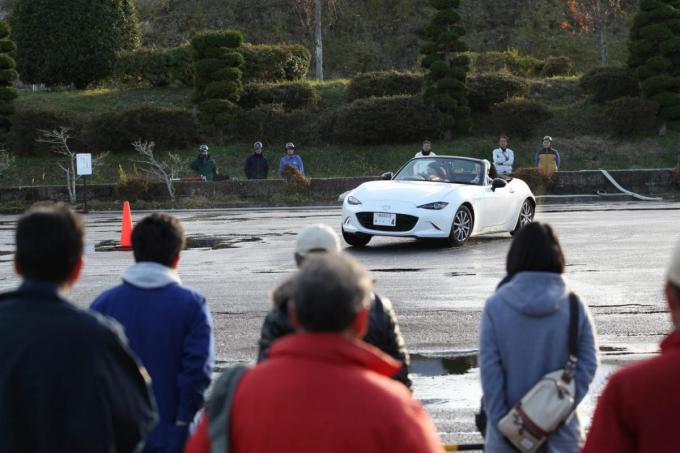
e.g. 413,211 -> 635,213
492,135 -> 514,175
244,141 -> 269,179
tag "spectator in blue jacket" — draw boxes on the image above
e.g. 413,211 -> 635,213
91,213 -> 215,453
278,142 -> 305,176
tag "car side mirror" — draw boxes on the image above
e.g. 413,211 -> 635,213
491,178 -> 507,191
381,172 -> 394,180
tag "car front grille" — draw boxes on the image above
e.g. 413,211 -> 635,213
356,212 -> 419,232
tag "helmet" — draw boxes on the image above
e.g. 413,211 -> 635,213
253,141 -> 263,150
543,136 -> 553,142
285,142 -> 295,149
199,144 -> 209,153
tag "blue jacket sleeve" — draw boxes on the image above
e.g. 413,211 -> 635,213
534,151 -> 540,166
297,156 -> 305,175
574,301 -> 598,405
278,157 -> 286,174
479,304 -> 508,424
555,150 -> 561,168
176,296 -> 215,422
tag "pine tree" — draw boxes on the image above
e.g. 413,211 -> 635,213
421,0 -> 472,137
628,0 -> 680,121
0,20 -> 18,132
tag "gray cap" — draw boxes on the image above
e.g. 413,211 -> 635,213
295,224 -> 341,257
254,141 -> 263,150
543,136 -> 553,142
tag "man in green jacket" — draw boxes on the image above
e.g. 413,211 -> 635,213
190,145 -> 218,181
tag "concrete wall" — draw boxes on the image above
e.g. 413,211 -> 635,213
0,170 -> 676,205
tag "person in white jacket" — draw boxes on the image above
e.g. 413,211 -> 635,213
414,140 -> 436,158
492,135 -> 514,175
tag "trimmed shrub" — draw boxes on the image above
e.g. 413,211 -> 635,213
539,56 -> 574,77
580,66 -> 640,103
512,167 -> 554,194
11,0 -> 140,88
332,95 -> 440,144
6,109 -> 86,155
468,50 -> 543,77
240,81 -> 319,111
345,71 -> 424,102
241,43 -> 311,82
468,73 -> 529,112
114,46 -> 194,87
234,104 -> 322,144
191,30 -> 244,128
490,97 -> 552,139
0,21 -> 16,131
84,107 -> 200,153
605,96 -> 659,136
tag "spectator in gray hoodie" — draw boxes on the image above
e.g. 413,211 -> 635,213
479,222 -> 598,452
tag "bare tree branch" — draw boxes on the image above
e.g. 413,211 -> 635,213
131,140 -> 183,201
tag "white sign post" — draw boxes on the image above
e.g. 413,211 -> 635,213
76,153 -> 92,212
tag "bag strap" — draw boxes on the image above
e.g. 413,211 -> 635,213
207,365 -> 249,453
562,293 -> 579,383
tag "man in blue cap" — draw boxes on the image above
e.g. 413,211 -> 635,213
278,142 -> 305,177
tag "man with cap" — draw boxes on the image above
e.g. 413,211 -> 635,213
534,135 -> 561,176
257,224 -> 412,388
190,144 -> 219,181
244,141 -> 269,180
583,238 -> 680,452
278,142 -> 305,177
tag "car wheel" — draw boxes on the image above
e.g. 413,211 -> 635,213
447,205 -> 473,246
511,199 -> 535,236
342,229 -> 372,247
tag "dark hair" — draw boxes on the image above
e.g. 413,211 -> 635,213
506,222 -> 565,277
500,134 -> 509,140
292,253 -> 372,333
15,204 -> 84,284
132,213 -> 185,266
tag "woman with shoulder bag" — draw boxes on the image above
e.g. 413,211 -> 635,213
479,222 -> 598,452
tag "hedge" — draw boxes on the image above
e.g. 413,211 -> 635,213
490,97 -> 552,139
114,46 -> 194,87
605,97 -> 659,136
0,20 -> 15,131
332,95 -> 440,144
539,56 -> 574,77
467,50 -> 543,77
239,81 -> 319,111
468,73 -> 528,112
241,43 -> 310,82
580,66 -> 640,103
6,109 -> 87,155
345,71 -> 424,102
234,104 -> 322,144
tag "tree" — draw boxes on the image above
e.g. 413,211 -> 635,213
0,20 -> 18,132
560,0 -> 631,66
421,0 -> 472,138
293,0 -> 337,80
131,140 -> 183,201
11,0 -> 140,88
628,0 -> 680,123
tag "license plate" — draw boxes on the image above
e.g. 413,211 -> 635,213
373,212 -> 396,227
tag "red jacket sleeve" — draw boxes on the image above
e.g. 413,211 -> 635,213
582,374 -> 635,453
184,414 -> 211,453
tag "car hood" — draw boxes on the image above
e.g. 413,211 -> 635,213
351,180 -> 461,204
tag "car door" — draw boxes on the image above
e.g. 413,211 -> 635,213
473,180 -> 515,230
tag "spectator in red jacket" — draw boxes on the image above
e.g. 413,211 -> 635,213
583,237 -> 680,453
185,253 -> 444,453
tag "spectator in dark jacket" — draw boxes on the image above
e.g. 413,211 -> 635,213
0,204 -> 156,453
257,223 -> 412,388
244,141 -> 268,179
91,213 -> 214,453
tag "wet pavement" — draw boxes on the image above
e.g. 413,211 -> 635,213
0,201 -> 679,444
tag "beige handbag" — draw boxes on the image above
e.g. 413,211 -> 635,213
498,294 -> 579,453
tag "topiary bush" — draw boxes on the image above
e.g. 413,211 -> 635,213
0,21 -> 17,132
605,96 -> 659,136
332,95 -> 440,145
241,43 -> 311,83
192,30 -> 244,128
490,97 -> 552,139
539,56 -> 574,78
114,46 -> 194,87
345,71 -> 424,102
6,109 -> 86,155
579,66 -> 640,103
11,0 -> 140,88
467,73 -> 529,112
84,107 -> 200,153
239,81 -> 319,111
468,50 -> 543,77
234,104 -> 322,144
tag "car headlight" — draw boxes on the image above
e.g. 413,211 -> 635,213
418,202 -> 449,210
347,196 -> 362,205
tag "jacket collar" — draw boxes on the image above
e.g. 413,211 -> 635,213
661,330 -> 680,352
269,333 -> 401,377
10,279 -> 66,303
122,262 -> 181,289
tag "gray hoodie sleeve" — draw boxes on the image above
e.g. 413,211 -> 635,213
574,300 -> 598,405
479,303 -> 509,423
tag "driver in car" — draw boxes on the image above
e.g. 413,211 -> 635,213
426,162 -> 447,181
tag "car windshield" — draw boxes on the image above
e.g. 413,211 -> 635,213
394,157 -> 484,185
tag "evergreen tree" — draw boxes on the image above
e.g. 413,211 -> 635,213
0,20 -> 18,132
421,0 -> 471,137
628,0 -> 680,120
11,0 -> 140,88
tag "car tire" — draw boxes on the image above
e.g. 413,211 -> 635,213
510,198 -> 535,236
447,205 -> 473,246
342,229 -> 372,247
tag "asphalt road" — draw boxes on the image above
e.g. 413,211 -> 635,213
1,201 -> 678,444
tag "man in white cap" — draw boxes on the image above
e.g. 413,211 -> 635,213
256,224 -> 412,388
583,238 -> 680,452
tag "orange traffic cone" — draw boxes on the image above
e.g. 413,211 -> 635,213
120,201 -> 133,249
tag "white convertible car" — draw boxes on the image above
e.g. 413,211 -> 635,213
341,156 -> 535,247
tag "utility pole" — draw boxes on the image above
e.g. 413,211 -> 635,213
314,0 -> 323,80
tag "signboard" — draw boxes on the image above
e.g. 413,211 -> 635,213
76,153 -> 92,176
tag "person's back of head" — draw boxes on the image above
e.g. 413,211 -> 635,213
292,253 -> 372,335
294,223 -> 341,266
132,213 -> 185,267
506,222 -> 565,278
15,203 -> 84,285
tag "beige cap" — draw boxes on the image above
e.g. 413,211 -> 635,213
669,238 -> 680,286
295,224 -> 341,257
